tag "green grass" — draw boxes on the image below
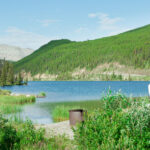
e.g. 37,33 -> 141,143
41,96 -> 150,123
15,24 -> 150,80
0,95 -> 36,114
0,89 -> 11,95
37,92 -> 46,97
0,89 -> 74,149
41,100 -> 104,122
0,116 -> 74,150
1,91 -> 150,149
0,104 -> 22,114
0,95 -> 35,104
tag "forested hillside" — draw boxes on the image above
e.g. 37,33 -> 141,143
14,25 -> 150,80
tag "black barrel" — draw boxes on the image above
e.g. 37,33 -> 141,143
69,109 -> 86,126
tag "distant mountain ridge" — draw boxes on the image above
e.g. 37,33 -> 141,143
14,25 -> 150,80
0,44 -> 34,61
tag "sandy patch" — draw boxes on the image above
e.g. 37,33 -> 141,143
35,121 -> 74,140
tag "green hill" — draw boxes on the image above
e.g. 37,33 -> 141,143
14,25 -> 150,80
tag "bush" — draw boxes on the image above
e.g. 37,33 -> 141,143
74,93 -> 150,149
102,90 -> 131,112
38,92 -> 46,97
16,120 -> 45,147
0,116 -> 46,150
0,115 -> 74,150
0,115 -> 20,150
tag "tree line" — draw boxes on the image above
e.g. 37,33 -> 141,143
0,59 -> 27,86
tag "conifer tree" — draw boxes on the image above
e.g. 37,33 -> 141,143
6,63 -> 14,85
16,72 -> 23,85
0,59 -> 24,86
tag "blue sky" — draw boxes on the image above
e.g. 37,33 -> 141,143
0,0 -> 150,49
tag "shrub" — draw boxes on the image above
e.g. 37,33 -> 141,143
38,92 -> 46,97
0,115 -> 20,150
102,90 -> 131,112
16,120 -> 45,147
0,115 -> 74,150
74,93 -> 150,149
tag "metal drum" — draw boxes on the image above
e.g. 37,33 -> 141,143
69,109 -> 86,126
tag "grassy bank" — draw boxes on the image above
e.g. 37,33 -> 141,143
1,90 -> 150,149
0,89 -> 74,150
37,92 -> 150,149
0,90 -> 36,114
41,95 -> 150,123
41,100 -> 103,122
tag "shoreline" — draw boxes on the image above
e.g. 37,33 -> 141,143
35,120 -> 74,140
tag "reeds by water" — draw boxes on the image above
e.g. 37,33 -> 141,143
0,95 -> 36,114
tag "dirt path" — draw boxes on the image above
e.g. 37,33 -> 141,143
35,121 -> 74,139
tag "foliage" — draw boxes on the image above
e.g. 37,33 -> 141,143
0,94 -> 36,114
52,105 -> 72,122
41,100 -> 103,122
102,90 -> 131,112
0,59 -> 25,86
73,93 -> 150,149
0,104 -> 22,114
0,95 -> 36,105
0,89 -> 11,95
15,25 -> 150,80
16,120 -> 45,147
38,92 -> 46,97
0,115 -> 20,150
0,115 -> 74,150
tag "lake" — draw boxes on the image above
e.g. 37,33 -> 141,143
1,81 -> 150,124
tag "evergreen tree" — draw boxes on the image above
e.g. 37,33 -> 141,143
0,60 -> 7,86
0,66 -> 6,86
16,73 -> 23,85
0,59 -> 24,86
24,77 -> 28,85
6,63 -> 14,85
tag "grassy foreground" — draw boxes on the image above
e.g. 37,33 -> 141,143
74,93 -> 150,149
0,115 -> 74,150
1,89 -> 150,149
0,89 -> 74,150
44,92 -> 150,149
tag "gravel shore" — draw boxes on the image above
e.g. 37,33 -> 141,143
35,120 -> 74,139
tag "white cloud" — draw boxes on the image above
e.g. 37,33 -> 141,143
39,19 -> 60,27
0,27 -> 57,49
72,13 -> 130,41
88,12 -> 122,30
88,13 -> 97,18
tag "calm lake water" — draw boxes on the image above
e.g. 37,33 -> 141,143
1,81 -> 150,124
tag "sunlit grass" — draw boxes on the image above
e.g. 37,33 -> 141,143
0,94 -> 36,114
0,104 -> 22,114
41,95 -> 150,123
41,100 -> 104,122
0,95 -> 36,105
